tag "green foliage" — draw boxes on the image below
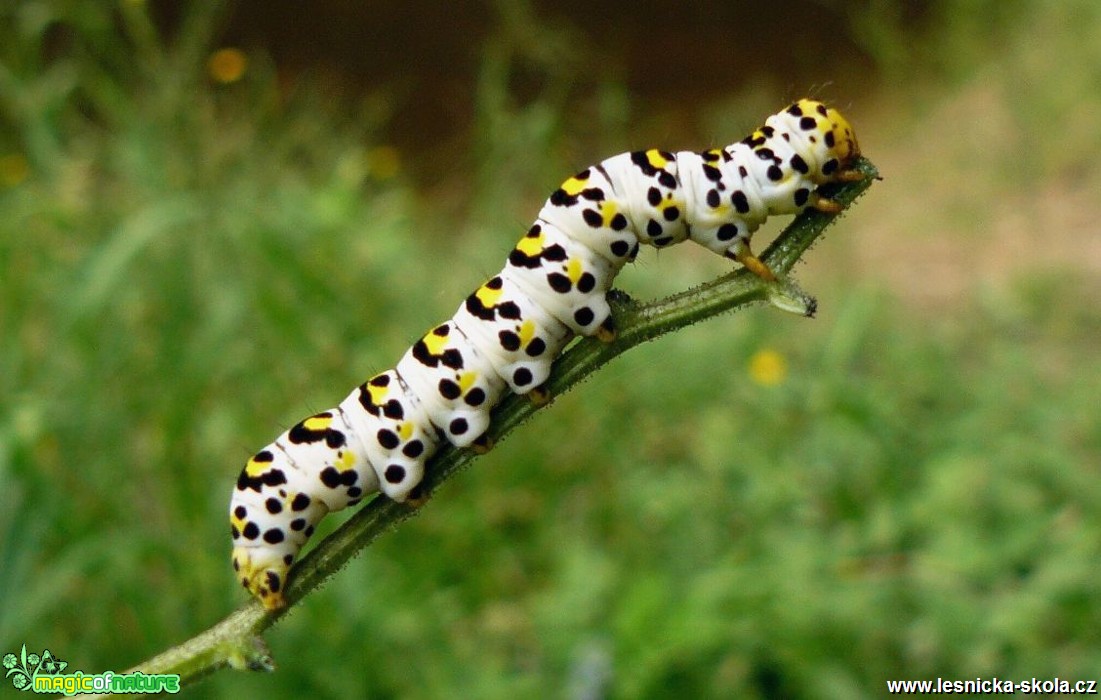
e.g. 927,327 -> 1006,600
2,2 -> 1100,698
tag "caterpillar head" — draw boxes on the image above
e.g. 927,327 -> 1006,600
232,545 -> 289,610
785,99 -> 861,176
819,102 -> 860,168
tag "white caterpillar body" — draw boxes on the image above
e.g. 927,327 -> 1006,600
231,99 -> 862,609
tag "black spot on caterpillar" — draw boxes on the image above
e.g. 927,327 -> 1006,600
230,98 -> 862,609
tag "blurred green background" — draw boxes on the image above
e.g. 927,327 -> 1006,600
2,1 -> 1100,697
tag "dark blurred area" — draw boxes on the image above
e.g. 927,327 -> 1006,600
147,0 -> 927,174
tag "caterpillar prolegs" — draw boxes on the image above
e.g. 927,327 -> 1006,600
230,99 -> 862,609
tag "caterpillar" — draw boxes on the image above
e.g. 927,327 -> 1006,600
231,98 -> 862,609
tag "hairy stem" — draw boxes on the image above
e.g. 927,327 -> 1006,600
94,157 -> 879,693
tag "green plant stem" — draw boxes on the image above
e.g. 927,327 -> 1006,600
89,157 -> 878,695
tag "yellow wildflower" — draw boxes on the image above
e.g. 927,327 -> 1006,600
748,348 -> 787,387
208,48 -> 247,84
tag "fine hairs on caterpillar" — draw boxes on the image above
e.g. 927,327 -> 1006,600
230,98 -> 862,610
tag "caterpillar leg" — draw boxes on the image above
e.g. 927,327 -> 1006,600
528,384 -> 551,405
732,247 -> 776,282
595,316 -> 616,343
836,168 -> 867,183
404,482 -> 430,508
811,170 -> 868,213
471,433 -> 495,454
810,193 -> 845,214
